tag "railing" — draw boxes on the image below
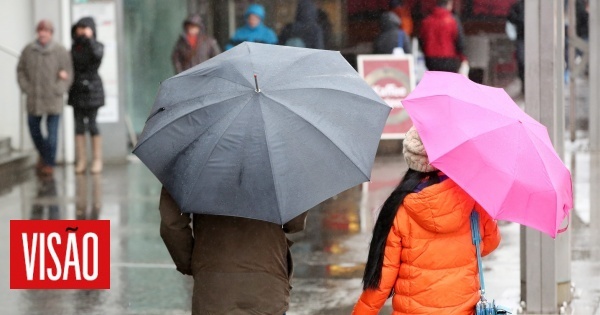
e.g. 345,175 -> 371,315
0,44 -> 20,59
0,43 -> 24,151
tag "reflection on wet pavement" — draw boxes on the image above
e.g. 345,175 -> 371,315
1,150 -> 599,314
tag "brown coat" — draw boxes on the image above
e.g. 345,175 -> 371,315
171,34 -> 221,74
17,41 -> 73,115
159,187 -> 307,315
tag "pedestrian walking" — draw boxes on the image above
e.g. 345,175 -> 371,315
17,20 -> 73,176
507,0 -> 524,93
374,11 -> 411,54
135,42 -> 391,314
171,14 -> 221,74
159,187 -> 308,314
278,0 -> 324,49
419,0 -> 467,73
353,127 -> 501,315
390,0 -> 414,37
225,4 -> 278,50
68,17 -> 105,174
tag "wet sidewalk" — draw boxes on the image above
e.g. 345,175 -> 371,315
0,145 -> 598,314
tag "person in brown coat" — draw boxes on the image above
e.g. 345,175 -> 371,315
159,187 -> 307,314
17,20 -> 73,176
171,14 -> 221,74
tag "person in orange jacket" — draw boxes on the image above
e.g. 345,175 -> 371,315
353,127 -> 501,315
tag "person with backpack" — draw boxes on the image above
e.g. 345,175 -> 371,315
225,4 -> 278,50
353,127 -> 501,315
279,0 -> 324,49
374,11 -> 411,54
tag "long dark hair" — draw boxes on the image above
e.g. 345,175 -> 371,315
362,169 -> 441,290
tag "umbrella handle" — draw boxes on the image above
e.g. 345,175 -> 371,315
557,211 -> 570,234
254,74 -> 261,93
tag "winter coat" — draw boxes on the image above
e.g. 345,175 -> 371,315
419,7 -> 466,60
68,17 -> 105,109
171,15 -> 221,74
225,4 -> 278,50
374,12 -> 412,54
158,187 -> 308,315
392,5 -> 414,37
353,178 -> 501,315
17,41 -> 73,116
278,0 -> 324,49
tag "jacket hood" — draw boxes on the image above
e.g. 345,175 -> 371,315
380,11 -> 401,31
245,4 -> 266,21
183,14 -> 205,31
71,17 -> 97,39
295,0 -> 318,23
402,179 -> 475,234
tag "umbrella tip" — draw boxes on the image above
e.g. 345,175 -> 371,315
254,74 -> 260,93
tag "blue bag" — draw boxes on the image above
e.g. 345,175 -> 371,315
470,211 -> 511,315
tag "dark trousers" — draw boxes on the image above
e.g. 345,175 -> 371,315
425,57 -> 461,73
28,114 -> 60,167
74,108 -> 100,135
516,39 -> 525,91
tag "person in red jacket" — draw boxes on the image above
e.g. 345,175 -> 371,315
419,0 -> 467,73
353,127 -> 501,315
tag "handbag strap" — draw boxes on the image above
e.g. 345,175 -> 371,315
470,210 -> 486,296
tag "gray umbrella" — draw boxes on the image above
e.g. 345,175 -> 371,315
133,42 -> 390,224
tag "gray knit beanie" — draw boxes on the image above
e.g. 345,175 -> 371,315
403,126 -> 438,172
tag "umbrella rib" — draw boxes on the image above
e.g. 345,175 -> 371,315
260,51 -> 323,89
267,86 -> 386,109
262,94 -> 371,181
491,125 -> 556,227
257,102 -> 284,225
134,93 -> 251,151
173,72 -> 252,90
409,94 -> 521,123
180,95 -> 257,211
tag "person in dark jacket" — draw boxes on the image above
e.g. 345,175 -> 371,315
279,0 -> 324,49
419,0 -> 466,73
507,0 -> 524,93
68,17 -> 105,174
171,14 -> 221,74
374,11 -> 411,54
225,4 -> 278,50
317,8 -> 333,49
159,187 -> 308,314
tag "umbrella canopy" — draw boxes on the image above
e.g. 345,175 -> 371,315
133,42 -> 391,225
402,71 -> 573,238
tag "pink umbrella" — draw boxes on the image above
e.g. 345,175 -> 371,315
402,71 -> 573,238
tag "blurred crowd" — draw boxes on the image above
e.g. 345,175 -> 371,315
16,0 -> 591,177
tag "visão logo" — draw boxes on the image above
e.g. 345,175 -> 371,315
10,220 -> 110,289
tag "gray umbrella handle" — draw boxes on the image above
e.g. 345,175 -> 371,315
254,74 -> 261,93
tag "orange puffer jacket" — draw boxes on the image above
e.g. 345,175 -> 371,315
354,179 -> 501,315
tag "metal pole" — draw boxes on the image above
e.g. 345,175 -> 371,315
568,0 -> 576,142
228,0 -> 235,38
589,0 -> 600,233
521,0 -> 570,313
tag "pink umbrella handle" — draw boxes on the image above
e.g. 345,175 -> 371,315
556,212 -> 570,234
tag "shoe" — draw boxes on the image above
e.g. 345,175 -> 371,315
36,156 -> 45,170
40,165 -> 54,176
